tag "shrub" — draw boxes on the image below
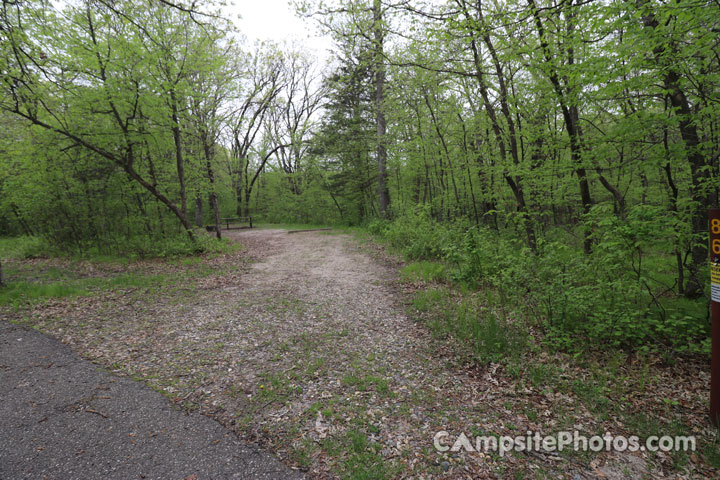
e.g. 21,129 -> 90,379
371,208 -> 709,356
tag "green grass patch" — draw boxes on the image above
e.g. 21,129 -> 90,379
0,233 -> 238,262
401,260 -> 446,283
254,370 -> 303,407
412,287 -> 448,313
412,288 -> 526,364
335,429 -> 400,480
0,236 -> 56,259
341,373 -> 391,396
0,281 -> 89,305
0,272 -> 171,307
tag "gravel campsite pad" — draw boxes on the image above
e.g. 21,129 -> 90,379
2,229 -> 716,479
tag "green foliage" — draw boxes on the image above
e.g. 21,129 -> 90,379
375,209 -> 709,355
0,233 -> 235,261
411,286 -> 525,364
86,232 -> 236,260
373,207 -> 465,260
0,0 -> 716,362
0,236 -> 55,259
0,2 -> 244,254
400,261 -> 446,283
0,272 -> 170,307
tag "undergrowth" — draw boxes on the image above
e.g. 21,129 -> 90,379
368,205 -> 709,357
412,287 -> 526,363
367,207 -> 717,472
0,232 -> 239,306
0,232 -> 237,261
0,272 -> 172,307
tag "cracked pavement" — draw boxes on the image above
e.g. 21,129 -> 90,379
0,321 -> 305,480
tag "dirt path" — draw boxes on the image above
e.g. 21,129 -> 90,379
210,229 -> 458,475
3,229 -> 687,479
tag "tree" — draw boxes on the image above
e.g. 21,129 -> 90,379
187,36 -> 237,238
372,0 -> 390,216
311,40 -> 378,224
0,1 -> 230,242
299,0 -> 392,216
226,43 -> 284,217
266,51 -> 326,196
633,0 -> 718,297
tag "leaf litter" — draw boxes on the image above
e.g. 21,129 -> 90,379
1,229 -> 717,479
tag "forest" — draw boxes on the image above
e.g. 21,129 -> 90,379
1,0 -> 720,477
2,0 -> 717,352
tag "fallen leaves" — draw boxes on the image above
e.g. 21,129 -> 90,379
2,229 -> 716,479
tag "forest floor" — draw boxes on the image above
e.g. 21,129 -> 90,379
1,228 -> 717,479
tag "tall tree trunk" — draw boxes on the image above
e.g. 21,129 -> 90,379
194,196 -> 203,227
664,158 -> 684,295
244,190 -> 251,218
202,134 -> 222,239
667,71 -> 710,298
424,93 -> 460,206
458,116 -> 480,226
170,89 -> 188,220
456,0 -> 536,248
242,155 -> 250,217
236,180 -> 244,217
640,5 -> 712,298
373,0 -> 391,217
466,33 -> 536,249
529,0 -> 593,253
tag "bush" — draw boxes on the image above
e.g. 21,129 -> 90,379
0,236 -> 59,259
371,207 -> 709,356
0,231 -> 236,261
412,287 -> 526,364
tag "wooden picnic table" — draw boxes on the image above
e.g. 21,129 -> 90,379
206,217 -> 253,231
221,216 -> 253,229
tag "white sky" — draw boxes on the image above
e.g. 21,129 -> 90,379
229,0 -> 333,62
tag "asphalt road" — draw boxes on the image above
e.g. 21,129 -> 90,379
0,321 -> 304,480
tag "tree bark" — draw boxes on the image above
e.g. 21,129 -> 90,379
596,166 -> 626,220
639,4 -> 712,298
194,196 -> 203,227
465,32 -> 536,249
529,0 -> 593,254
170,89 -> 188,221
373,0 -> 391,217
201,133 -> 222,239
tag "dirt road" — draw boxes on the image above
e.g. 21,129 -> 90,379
2,229 -> 658,479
